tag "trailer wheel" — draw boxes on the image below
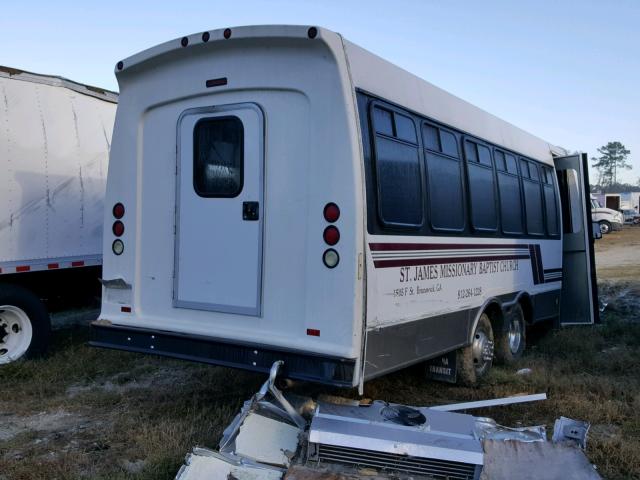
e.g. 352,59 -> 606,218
0,285 -> 50,364
599,221 -> 611,235
494,304 -> 526,364
457,314 -> 494,386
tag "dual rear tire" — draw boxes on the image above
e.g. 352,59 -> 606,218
457,305 -> 526,386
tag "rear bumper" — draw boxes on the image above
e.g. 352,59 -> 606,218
90,322 -> 356,387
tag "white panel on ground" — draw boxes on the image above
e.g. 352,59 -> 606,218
175,448 -> 283,480
481,440 -> 601,480
235,414 -> 300,467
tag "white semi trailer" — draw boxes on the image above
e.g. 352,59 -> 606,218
0,66 -> 117,364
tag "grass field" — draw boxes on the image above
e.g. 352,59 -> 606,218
1,229 -> 639,479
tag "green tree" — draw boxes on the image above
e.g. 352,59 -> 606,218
591,141 -> 631,187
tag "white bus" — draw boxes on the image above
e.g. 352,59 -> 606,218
92,25 -> 598,389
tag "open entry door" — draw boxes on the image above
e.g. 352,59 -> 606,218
554,153 -> 599,325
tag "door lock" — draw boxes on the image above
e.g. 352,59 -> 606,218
242,201 -> 259,221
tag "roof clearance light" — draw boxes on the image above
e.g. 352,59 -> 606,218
113,203 -> 125,219
112,221 -> 125,237
323,249 -> 339,269
323,226 -> 340,246
323,203 -> 340,223
112,239 -> 124,255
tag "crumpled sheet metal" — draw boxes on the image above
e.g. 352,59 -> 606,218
552,416 -> 590,449
481,440 -> 601,480
474,417 -> 546,443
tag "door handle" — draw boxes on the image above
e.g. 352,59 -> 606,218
242,201 -> 259,221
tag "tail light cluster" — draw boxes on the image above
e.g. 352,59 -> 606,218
112,203 -> 125,255
322,203 -> 340,268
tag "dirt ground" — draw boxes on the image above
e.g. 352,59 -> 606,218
595,225 -> 640,282
1,228 -> 639,480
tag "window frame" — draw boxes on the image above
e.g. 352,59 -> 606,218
369,101 -> 424,230
422,120 -> 467,233
192,115 -> 245,199
493,146 -> 525,235
542,165 -> 561,237
462,136 -> 499,233
519,158 -> 546,236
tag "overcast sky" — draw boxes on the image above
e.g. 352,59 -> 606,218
2,0 -> 638,183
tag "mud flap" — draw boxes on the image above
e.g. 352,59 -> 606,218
425,350 -> 457,383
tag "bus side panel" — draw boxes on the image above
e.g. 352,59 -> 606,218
357,91 -> 562,378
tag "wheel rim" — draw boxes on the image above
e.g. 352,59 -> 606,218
471,328 -> 494,374
508,317 -> 523,354
0,305 -> 33,364
600,223 -> 609,234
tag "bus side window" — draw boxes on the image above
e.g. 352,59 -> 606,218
521,159 -> 545,235
542,166 -> 560,236
464,140 -> 497,232
371,106 -> 423,228
423,124 -> 465,231
495,149 -> 524,234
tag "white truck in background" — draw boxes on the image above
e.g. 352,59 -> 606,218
0,66 -> 117,364
590,195 -> 623,234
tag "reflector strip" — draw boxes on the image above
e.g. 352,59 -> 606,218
307,328 -> 321,337
0,255 -> 102,275
121,306 -> 132,313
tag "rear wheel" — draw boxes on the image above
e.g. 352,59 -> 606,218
457,313 -> 494,386
0,285 -> 50,364
599,221 -> 611,234
494,304 -> 526,364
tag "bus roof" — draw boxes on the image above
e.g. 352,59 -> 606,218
114,25 -> 565,164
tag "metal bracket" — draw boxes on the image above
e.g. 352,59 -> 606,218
552,416 -> 590,449
258,361 -> 306,429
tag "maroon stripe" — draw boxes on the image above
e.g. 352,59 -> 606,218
373,254 -> 530,269
369,242 -> 530,252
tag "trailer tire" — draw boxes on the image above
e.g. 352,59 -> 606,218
494,304 -> 526,364
457,314 -> 494,386
599,221 -> 611,235
0,285 -> 50,364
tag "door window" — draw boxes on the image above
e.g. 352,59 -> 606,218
193,117 -> 244,197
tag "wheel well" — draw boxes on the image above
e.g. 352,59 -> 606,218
519,295 -> 534,325
484,302 -> 505,335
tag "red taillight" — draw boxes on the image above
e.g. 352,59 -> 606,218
113,203 -> 125,219
112,221 -> 125,237
323,203 -> 340,223
323,226 -> 340,246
